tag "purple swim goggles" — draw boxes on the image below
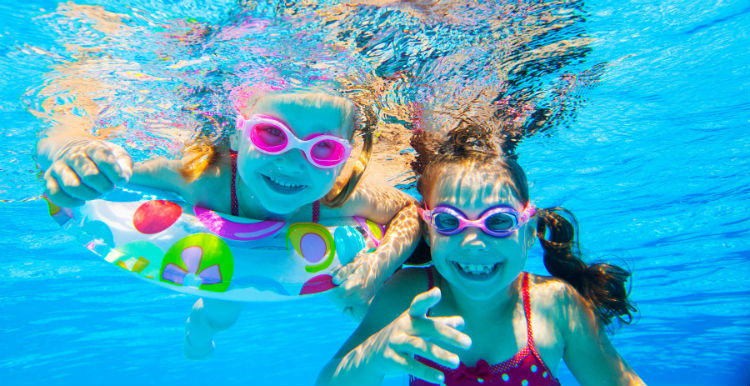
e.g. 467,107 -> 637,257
236,114 -> 352,169
419,203 -> 536,238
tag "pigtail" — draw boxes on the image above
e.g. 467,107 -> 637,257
322,104 -> 375,208
178,136 -> 228,182
536,207 -> 636,325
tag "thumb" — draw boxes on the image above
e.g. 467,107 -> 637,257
408,287 -> 441,318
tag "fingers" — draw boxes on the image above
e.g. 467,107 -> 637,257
45,162 -> 99,203
408,287 -> 442,318
385,348 -> 446,385
44,172 -> 84,207
331,263 -> 352,285
412,316 -> 472,350
91,142 -> 132,183
43,140 -> 133,206
67,151 -> 115,193
392,334 -> 460,370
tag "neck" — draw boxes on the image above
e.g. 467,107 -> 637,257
442,274 -> 522,322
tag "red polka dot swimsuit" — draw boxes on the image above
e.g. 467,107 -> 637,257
410,270 -> 561,386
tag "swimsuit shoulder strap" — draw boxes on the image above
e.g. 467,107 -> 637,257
522,272 -> 534,347
230,152 -> 239,216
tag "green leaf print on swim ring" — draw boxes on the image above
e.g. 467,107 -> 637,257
286,223 -> 335,274
105,241 -> 165,279
160,233 -> 233,292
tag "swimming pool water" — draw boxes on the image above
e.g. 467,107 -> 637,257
1,1 -> 748,385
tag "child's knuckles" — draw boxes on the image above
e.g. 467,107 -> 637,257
405,335 -> 427,352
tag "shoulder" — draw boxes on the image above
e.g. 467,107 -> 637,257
527,273 -> 578,304
527,273 -> 600,338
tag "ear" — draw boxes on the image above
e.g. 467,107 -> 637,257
523,218 -> 537,250
421,222 -> 432,247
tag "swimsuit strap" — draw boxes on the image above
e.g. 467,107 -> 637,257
522,272 -> 534,347
312,200 -> 320,223
230,152 -> 239,216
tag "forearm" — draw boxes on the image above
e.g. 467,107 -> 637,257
317,341 -> 385,386
371,203 -> 420,279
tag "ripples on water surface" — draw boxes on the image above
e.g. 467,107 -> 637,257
0,1 -> 748,385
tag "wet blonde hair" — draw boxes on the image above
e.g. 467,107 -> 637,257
179,87 -> 374,208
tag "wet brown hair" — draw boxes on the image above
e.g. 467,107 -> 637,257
412,122 -> 636,326
178,89 -> 374,208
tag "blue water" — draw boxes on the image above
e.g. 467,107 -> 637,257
1,1 -> 749,385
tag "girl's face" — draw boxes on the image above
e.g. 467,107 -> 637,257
425,168 -> 536,301
231,96 -> 353,214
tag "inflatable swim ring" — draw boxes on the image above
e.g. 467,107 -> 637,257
45,186 -> 385,301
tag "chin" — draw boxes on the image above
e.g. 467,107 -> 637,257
258,188 -> 326,216
260,196 -> 308,215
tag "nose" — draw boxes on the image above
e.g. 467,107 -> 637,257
460,227 -> 486,251
274,149 -> 308,172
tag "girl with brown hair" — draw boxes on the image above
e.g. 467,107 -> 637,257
317,120 -> 644,386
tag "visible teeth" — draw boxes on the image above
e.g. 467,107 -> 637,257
456,263 -> 496,275
267,175 -> 303,188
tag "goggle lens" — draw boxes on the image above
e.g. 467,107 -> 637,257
311,139 -> 347,165
485,212 -> 516,232
434,213 -> 460,232
251,123 -> 287,151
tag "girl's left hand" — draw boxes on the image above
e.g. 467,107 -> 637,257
330,252 -> 383,319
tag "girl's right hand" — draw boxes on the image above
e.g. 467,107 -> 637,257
363,287 -> 472,384
44,139 -> 132,207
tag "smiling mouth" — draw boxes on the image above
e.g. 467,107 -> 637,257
452,261 -> 502,281
261,174 -> 307,195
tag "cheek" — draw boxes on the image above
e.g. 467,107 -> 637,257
238,152 -> 267,171
428,232 -> 459,255
306,166 -> 338,190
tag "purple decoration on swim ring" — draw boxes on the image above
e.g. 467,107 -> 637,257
299,274 -> 336,295
299,233 -> 327,263
194,206 -> 284,240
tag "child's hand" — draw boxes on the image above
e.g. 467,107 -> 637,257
331,251 -> 384,319
361,287 -> 471,383
44,139 -> 132,207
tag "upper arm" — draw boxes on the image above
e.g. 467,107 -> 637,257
337,180 -> 417,224
560,287 -> 645,386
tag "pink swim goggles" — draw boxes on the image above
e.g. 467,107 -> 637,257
236,114 -> 352,169
419,204 -> 536,238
